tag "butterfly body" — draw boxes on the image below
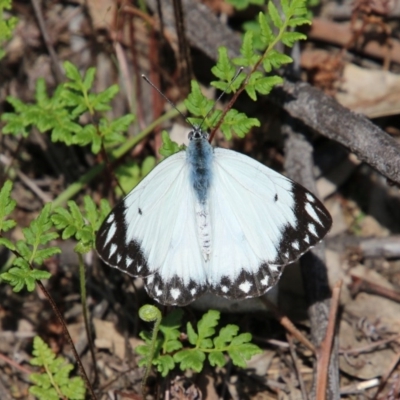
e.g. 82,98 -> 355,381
187,129 -> 213,259
96,128 -> 332,306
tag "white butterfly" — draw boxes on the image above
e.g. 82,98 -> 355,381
96,127 -> 332,306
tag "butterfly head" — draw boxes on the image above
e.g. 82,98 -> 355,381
188,127 -> 209,142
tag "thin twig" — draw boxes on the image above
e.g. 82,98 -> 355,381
77,253 -> 99,385
0,154 -> 53,203
349,274 -> 400,303
0,352 -> 33,375
372,352 -> 400,400
30,0 -> 64,83
340,335 -> 400,356
315,281 -> 342,400
260,297 -> 315,353
287,333 -> 309,400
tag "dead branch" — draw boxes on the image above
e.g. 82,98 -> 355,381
272,80 -> 400,185
283,118 -> 340,400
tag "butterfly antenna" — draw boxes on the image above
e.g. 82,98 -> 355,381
141,74 -> 192,126
199,67 -> 244,130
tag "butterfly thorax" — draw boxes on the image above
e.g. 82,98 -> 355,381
186,128 -> 213,260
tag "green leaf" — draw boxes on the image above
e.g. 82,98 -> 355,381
225,0 -> 264,10
1,267 -> 51,292
268,1 -> 283,29
29,336 -> 86,400
220,109 -> 260,139
174,349 -> 206,373
208,351 -> 226,367
64,61 -> 82,83
281,31 -> 307,47
214,325 -> 239,349
0,237 -> 15,250
211,47 -> 236,87
258,12 -> 274,47
29,385 -> 59,400
255,75 -> 283,95
186,322 -> 198,346
185,81 -> 214,118
227,333 -> 262,368
159,130 -> 185,157
0,180 -> 16,233
288,17 -> 312,27
263,49 -> 293,72
197,310 -> 220,348
83,67 -> 96,91
154,355 -> 175,377
233,31 -> 259,67
52,198 -> 106,254
92,85 -> 119,111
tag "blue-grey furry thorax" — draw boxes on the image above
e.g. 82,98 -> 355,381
186,128 -> 213,203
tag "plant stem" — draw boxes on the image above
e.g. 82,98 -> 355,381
139,305 -> 162,395
78,252 -> 98,384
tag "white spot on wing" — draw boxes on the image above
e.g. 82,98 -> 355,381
221,286 -> 228,293
260,276 -> 269,286
171,288 -> 181,300
292,240 -> 299,250
109,244 -> 117,257
107,214 -> 114,223
239,281 -> 252,293
308,223 -> 317,236
304,235 -> 310,244
104,222 -> 117,246
155,286 -> 162,296
137,265 -> 142,272
306,192 -> 315,203
305,202 -> 323,225
116,254 -> 121,263
269,264 -> 279,272
191,288 -> 197,296
126,257 -> 133,266
146,275 -> 154,284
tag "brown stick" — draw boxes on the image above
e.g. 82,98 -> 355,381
260,297 -> 315,353
349,274 -> 400,303
287,333 -> 309,400
0,352 -> 32,375
315,281 -> 342,400
272,79 -> 400,185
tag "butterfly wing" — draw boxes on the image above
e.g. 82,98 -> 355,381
96,151 -> 208,305
207,148 -> 332,299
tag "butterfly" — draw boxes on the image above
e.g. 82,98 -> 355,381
96,126 -> 332,306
